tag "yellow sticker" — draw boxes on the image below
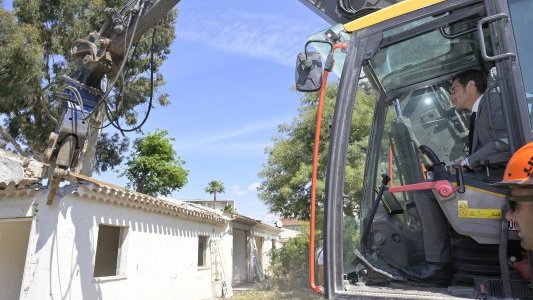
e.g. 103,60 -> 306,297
457,200 -> 501,219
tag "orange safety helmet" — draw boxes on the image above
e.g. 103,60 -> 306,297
495,142 -> 533,186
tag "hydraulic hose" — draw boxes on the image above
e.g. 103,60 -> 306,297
309,68 -> 329,295
360,174 -> 390,255
419,144 -> 441,165
309,42 -> 348,295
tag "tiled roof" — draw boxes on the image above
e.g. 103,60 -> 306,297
0,173 -> 227,225
0,178 -> 41,189
72,182 -> 228,225
231,212 -> 281,233
280,218 -> 307,226
0,178 -> 43,197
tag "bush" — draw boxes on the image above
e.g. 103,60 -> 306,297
267,234 -> 309,290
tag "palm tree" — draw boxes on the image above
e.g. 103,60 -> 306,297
204,180 -> 225,201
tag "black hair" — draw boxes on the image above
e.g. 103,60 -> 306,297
451,69 -> 488,94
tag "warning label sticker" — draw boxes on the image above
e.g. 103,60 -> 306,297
457,200 -> 501,219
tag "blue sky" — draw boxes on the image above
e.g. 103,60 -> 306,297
3,0 -> 328,222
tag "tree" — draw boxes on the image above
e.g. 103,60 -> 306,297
0,1 -> 177,172
258,83 -> 375,219
121,129 -> 188,196
204,180 -> 225,201
94,132 -> 130,174
267,233 -> 309,290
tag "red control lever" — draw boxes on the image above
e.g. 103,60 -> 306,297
388,180 -> 458,198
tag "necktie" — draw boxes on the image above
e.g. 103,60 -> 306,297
468,112 -> 476,155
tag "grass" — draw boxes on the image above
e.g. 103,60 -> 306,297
232,287 -> 323,300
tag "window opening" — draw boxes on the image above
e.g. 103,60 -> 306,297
94,224 -> 127,277
198,235 -> 209,267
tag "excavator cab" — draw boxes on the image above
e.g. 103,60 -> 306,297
298,0 -> 533,298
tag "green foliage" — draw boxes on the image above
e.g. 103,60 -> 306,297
94,132 -> 130,174
204,180 -> 225,201
267,234 -> 309,290
267,218 -> 360,291
121,129 -> 188,196
0,9 -> 43,102
0,8 -> 49,158
222,203 -> 235,213
343,215 -> 360,270
0,1 -> 177,172
258,83 -> 376,219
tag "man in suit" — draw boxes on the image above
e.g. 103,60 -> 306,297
400,69 -> 509,285
451,69 -> 509,171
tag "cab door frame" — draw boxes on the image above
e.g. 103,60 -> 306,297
485,0 -> 532,149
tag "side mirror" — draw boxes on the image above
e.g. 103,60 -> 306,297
295,51 -> 323,92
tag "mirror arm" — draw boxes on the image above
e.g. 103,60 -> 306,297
304,40 -> 333,59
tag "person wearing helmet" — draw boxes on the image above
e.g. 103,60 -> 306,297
496,142 -> 533,250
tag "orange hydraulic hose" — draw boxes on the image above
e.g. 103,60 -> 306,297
308,42 -> 348,295
309,68 -> 329,295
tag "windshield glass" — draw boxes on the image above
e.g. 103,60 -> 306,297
369,23 -> 481,92
509,0 -> 533,129
368,79 -> 472,268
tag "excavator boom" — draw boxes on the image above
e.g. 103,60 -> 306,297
48,0 -> 182,175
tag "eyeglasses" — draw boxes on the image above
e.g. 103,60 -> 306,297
450,84 -> 464,95
507,197 -> 518,213
506,195 -> 533,213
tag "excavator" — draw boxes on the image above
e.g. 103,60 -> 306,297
296,0 -> 533,299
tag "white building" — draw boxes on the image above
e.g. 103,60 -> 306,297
228,214 -> 281,284
0,152 -> 282,300
183,203 -> 282,285
186,199 -> 235,211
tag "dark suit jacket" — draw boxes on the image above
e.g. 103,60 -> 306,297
468,89 -> 510,169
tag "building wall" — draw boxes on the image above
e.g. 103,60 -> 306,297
210,228 -> 233,298
232,222 -> 280,282
252,229 -> 277,276
232,228 -> 247,282
0,219 -> 31,300
188,200 -> 235,211
16,187 -> 232,300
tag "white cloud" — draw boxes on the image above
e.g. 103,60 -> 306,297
231,184 -> 248,197
190,121 -> 278,145
261,212 -> 281,224
247,182 -> 260,192
231,182 -> 261,198
176,9 -> 315,66
177,118 -> 283,152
